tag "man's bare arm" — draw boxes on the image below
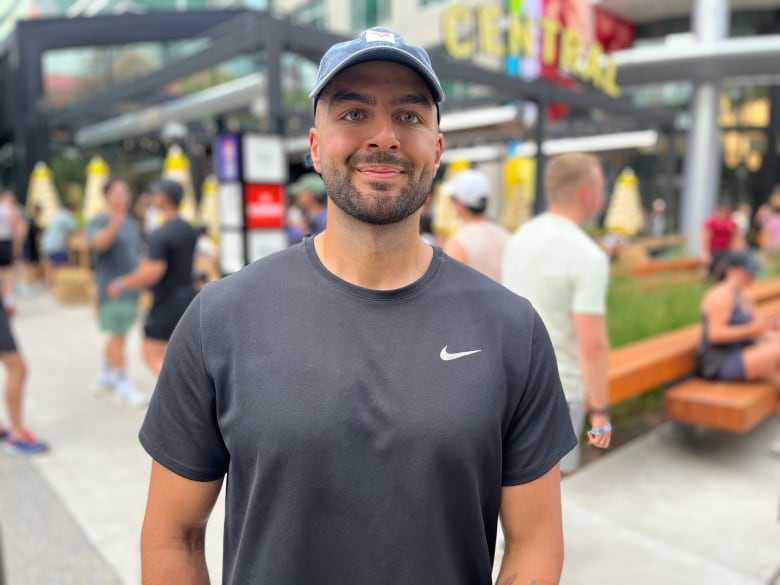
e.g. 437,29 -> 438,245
141,460 -> 223,585
495,464 -> 564,585
573,312 -> 611,449
90,213 -> 125,253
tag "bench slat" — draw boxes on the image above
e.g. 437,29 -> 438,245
630,258 -> 703,276
665,379 -> 778,434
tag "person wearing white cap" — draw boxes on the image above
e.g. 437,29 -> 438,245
139,27 -> 575,585
443,169 -> 510,282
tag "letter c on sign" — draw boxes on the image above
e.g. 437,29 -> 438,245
442,6 -> 475,60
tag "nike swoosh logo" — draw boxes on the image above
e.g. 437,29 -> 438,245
440,346 -> 483,361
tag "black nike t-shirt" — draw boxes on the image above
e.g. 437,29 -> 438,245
139,237 -> 576,584
147,218 -> 197,300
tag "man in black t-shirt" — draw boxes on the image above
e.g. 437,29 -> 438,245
138,28 -> 576,585
107,178 -> 197,376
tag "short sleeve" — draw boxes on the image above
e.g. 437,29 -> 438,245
147,228 -> 167,261
139,295 -> 229,481
85,216 -> 108,245
571,248 -> 609,315
502,311 -> 578,485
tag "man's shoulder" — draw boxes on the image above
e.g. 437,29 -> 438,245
442,254 -> 534,311
87,213 -> 109,229
199,244 -> 304,306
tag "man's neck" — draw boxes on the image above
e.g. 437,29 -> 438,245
314,208 -> 433,291
547,205 -> 586,227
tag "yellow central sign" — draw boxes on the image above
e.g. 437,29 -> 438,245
442,5 -> 621,98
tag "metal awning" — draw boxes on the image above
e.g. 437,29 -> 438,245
615,35 -> 780,86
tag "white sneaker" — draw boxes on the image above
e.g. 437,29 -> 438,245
97,369 -> 115,390
115,379 -> 148,407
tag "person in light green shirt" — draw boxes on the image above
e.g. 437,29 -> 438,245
503,152 -> 612,474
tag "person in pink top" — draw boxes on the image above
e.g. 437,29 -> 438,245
701,198 -> 737,277
760,202 -> 780,252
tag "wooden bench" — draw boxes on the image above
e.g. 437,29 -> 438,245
664,379 -> 777,433
608,281 -> 780,434
629,257 -> 704,278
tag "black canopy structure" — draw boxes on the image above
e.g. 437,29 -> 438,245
0,10 -> 675,205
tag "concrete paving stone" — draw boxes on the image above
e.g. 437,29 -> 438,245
0,450 -> 121,585
561,501 -> 761,585
562,421 -> 780,583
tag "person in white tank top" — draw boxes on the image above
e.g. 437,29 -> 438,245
443,170 -> 509,282
0,190 -> 27,314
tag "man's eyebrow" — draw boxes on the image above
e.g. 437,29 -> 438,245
391,93 -> 433,107
328,91 -> 375,106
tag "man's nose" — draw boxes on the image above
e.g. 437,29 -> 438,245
366,116 -> 400,151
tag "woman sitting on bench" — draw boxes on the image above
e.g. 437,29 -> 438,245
697,250 -> 780,385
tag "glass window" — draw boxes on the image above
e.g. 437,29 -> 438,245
351,0 -> 390,30
297,0 -> 327,27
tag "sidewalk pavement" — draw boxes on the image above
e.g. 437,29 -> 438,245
1,291 -> 779,584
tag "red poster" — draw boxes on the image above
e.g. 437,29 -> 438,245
244,183 -> 286,229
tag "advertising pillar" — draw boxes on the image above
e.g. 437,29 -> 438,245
214,133 -> 289,275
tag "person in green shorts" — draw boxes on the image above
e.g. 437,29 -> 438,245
86,177 -> 147,406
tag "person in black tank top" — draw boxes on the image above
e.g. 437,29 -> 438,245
697,251 -> 780,384
107,179 -> 197,376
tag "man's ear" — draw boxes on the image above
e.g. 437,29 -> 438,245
433,132 -> 444,173
309,128 -> 322,173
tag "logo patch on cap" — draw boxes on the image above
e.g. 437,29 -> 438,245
365,30 -> 396,43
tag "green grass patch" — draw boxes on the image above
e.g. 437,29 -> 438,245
608,272 -> 708,347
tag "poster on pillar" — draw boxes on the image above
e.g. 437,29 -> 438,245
242,134 -> 287,184
244,183 -> 286,229
247,230 -> 289,263
215,134 -> 242,183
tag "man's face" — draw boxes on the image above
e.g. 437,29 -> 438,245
105,180 -> 131,213
295,190 -> 316,212
582,164 -> 605,221
309,61 -> 443,226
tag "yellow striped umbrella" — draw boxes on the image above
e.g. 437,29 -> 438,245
26,161 -> 61,229
162,145 -> 198,224
198,174 -> 220,245
82,155 -> 110,222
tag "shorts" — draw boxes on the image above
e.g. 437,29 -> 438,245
0,240 -> 13,267
47,251 -> 69,266
561,399 -> 586,475
718,349 -> 746,381
0,304 -> 18,353
144,287 -> 196,341
99,299 -> 138,335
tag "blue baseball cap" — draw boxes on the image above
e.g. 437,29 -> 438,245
726,250 -> 762,275
309,28 -> 445,105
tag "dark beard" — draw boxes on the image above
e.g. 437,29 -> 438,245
320,153 -> 433,226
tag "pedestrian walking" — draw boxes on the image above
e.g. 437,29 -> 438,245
108,179 -> 197,377
502,152 -> 612,475
0,298 -> 47,454
40,200 -> 78,290
139,27 -> 576,585
443,169 -> 510,282
86,177 -> 147,406
701,198 -> 738,277
0,189 -> 27,314
289,172 -> 328,235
